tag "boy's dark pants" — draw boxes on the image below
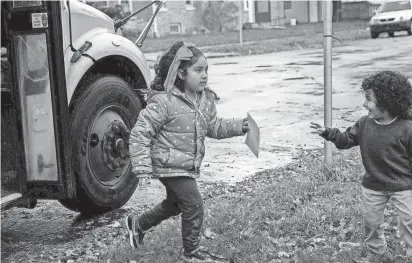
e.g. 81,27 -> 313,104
133,177 -> 204,252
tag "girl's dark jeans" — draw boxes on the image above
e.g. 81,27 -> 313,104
134,177 -> 204,252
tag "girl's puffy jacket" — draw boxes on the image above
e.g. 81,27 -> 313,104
129,88 -> 244,178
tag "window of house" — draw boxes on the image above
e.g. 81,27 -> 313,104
85,0 -> 109,8
185,0 -> 195,10
169,23 -> 181,34
157,1 -> 167,12
243,0 -> 249,11
120,0 -> 130,14
284,1 -> 292,10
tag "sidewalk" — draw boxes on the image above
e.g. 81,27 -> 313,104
143,36 -> 296,62
144,50 -> 240,63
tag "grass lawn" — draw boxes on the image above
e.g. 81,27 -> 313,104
100,148 -> 409,263
129,20 -> 371,55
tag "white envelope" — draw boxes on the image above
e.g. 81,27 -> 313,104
245,112 -> 260,158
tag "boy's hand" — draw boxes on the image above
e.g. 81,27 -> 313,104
310,122 -> 326,135
242,118 -> 249,133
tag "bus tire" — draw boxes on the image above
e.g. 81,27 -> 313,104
60,75 -> 142,215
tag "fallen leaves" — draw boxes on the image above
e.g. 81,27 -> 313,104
227,219 -> 236,226
108,221 -> 121,228
204,228 -> 218,239
240,226 -> 256,239
338,241 -> 361,250
277,251 -> 291,258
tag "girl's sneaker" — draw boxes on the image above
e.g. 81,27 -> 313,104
180,246 -> 231,263
125,214 -> 146,248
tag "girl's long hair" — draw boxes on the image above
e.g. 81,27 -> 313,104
151,41 -> 204,92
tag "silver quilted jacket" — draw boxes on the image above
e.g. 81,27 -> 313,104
129,88 -> 244,178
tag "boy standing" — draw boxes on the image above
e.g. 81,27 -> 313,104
310,71 -> 412,263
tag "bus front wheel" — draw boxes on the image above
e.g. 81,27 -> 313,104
60,75 -> 142,215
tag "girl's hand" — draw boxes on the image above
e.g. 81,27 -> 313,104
310,122 -> 326,134
242,118 -> 249,133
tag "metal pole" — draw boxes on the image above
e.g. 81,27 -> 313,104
152,3 -> 159,38
239,0 -> 243,46
323,0 -> 333,166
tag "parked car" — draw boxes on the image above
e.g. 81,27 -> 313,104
369,0 -> 412,38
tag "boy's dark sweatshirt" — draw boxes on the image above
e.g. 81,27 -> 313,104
321,116 -> 412,191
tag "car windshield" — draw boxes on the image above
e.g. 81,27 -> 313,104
379,1 -> 411,12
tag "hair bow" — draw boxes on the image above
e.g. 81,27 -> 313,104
164,42 -> 196,99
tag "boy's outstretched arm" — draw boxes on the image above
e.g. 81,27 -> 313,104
310,120 -> 361,149
206,99 -> 245,139
129,97 -> 167,175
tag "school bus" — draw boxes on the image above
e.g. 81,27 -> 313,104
1,0 -> 164,214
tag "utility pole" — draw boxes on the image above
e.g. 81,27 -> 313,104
239,0 -> 243,46
152,1 -> 159,38
323,0 -> 333,166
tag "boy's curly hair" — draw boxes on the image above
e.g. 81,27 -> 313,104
151,41 -> 204,92
361,71 -> 412,119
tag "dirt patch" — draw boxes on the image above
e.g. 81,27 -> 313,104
251,67 -> 286,73
304,82 -> 324,88
300,51 -> 322,56
300,90 -> 324,96
374,51 -> 411,62
283,76 -> 311,81
286,61 -> 323,66
237,89 -> 263,94
206,53 -> 239,59
226,72 -> 243,75
312,54 -> 340,59
373,55 -> 396,62
342,60 -> 374,68
225,68 -> 285,75
336,47 -> 382,54
350,71 -> 377,80
336,49 -> 367,54
213,62 -> 238,66
1,203 -> 131,261
395,64 -> 412,77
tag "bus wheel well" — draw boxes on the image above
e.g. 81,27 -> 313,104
69,56 -> 147,113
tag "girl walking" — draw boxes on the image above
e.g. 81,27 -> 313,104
126,41 -> 249,262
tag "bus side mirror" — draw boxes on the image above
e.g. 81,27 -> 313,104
372,11 -> 377,16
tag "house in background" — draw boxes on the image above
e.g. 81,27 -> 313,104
153,1 -> 209,36
151,0 -> 327,35
80,0 -> 158,37
82,0 -> 346,37
252,1 -> 324,26
341,0 -> 382,20
81,0 -> 133,14
81,0 -> 247,36
152,0 -> 253,36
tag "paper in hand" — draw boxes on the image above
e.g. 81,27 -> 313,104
245,112 -> 260,158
